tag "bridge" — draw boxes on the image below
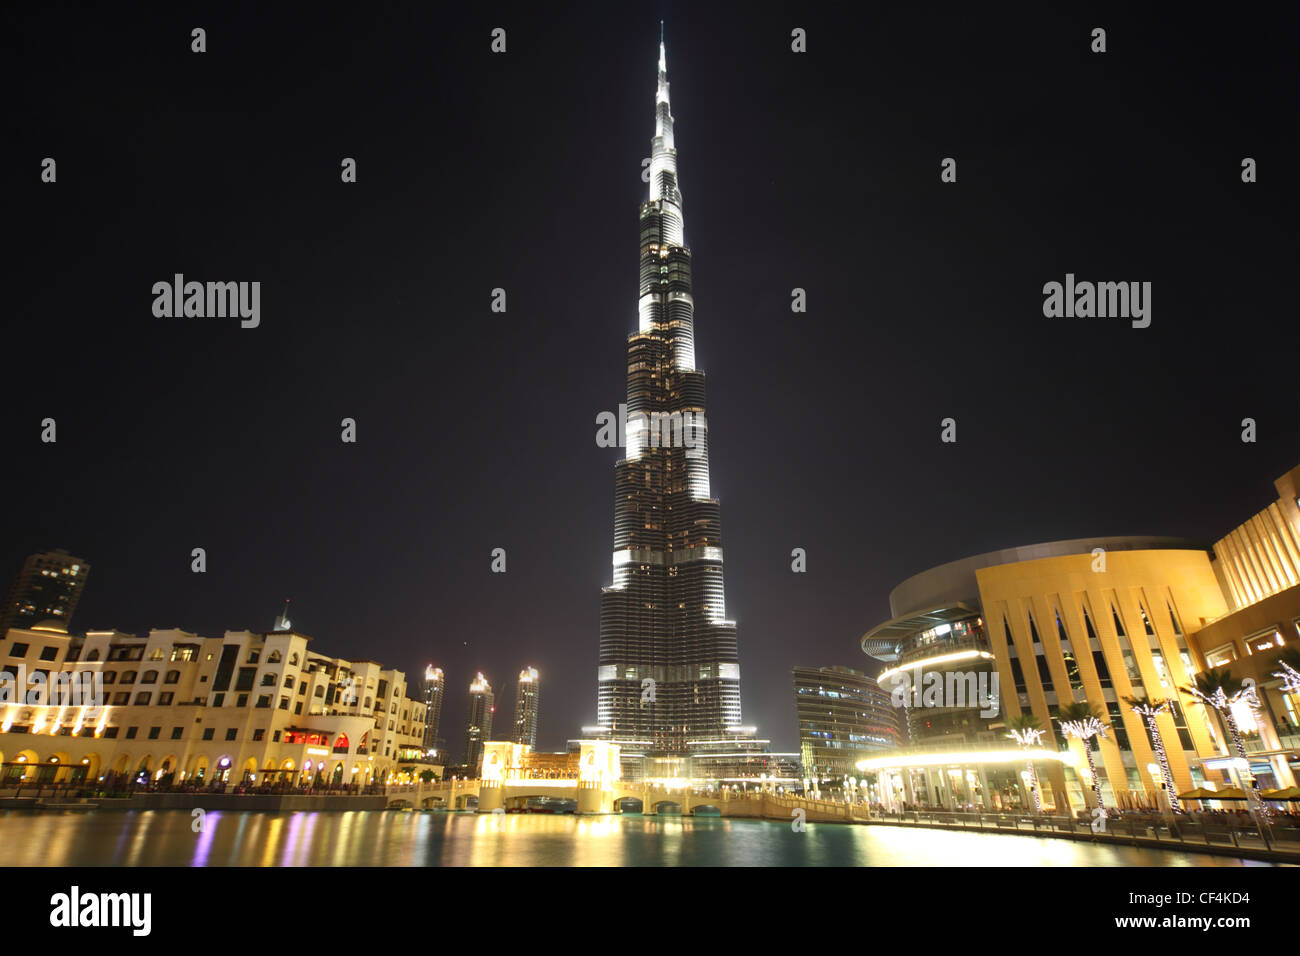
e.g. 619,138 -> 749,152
383,741 -> 862,822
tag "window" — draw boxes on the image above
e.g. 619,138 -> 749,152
1092,652 -> 1113,689
164,670 -> 180,684
171,726 -> 183,739
150,648 -> 165,660
202,728 -> 214,741
39,646 -> 58,661
298,682 -> 307,695
141,670 -> 158,684
147,726 -> 161,739
278,697 -> 289,710
256,695 -> 271,708
284,676 -> 294,688
267,650 -> 282,664
9,643 -> 30,657
272,730 -> 281,742
290,654 -> 299,666
134,693 -> 152,706
236,694 -> 248,708
225,728 -> 237,741
294,702 -> 302,715
261,673 -> 276,686
112,692 -> 130,706
102,726 -> 119,739
252,729 -> 265,742
247,651 -> 259,664
102,672 -> 116,684
125,726 -> 138,739
314,687 -> 324,698
235,668 -> 255,692
86,649 -> 100,661
158,692 -> 174,706
121,671 -> 137,684
211,692 -> 225,707
171,646 -> 196,662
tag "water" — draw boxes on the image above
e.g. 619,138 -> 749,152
0,809 -> 1281,866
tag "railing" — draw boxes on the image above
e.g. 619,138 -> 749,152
868,807 -> 1300,856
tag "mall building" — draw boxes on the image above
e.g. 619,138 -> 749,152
859,463 -> 1300,814
0,624 -> 430,789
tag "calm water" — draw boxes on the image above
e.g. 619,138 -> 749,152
0,809 -> 1279,866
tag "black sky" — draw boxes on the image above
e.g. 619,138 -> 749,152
5,2 -> 1297,753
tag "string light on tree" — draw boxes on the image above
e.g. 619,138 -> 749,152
1128,699 -> 1181,812
1007,727 -> 1045,812
1058,712 -> 1108,812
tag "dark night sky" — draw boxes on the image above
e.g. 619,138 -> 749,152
5,3 -> 1297,754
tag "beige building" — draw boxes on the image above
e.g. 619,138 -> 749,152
860,464 -> 1300,813
0,624 -> 427,790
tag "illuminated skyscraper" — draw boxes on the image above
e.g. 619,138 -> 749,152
1,549 -> 90,635
463,673 -> 494,771
513,667 -> 540,749
595,31 -> 747,757
422,665 -> 444,756
793,666 -> 899,782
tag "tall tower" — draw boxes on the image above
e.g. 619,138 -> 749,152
463,673 -> 494,771
595,31 -> 744,756
422,665 -> 445,756
513,667 -> 540,749
1,549 -> 90,635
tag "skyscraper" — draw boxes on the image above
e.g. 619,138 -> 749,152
513,666 -> 540,749
463,673 -> 494,771
0,549 -> 90,635
793,666 -> 898,783
595,32 -> 746,757
422,665 -> 445,756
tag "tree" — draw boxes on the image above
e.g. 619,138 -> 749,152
1005,712 -> 1046,812
1057,701 -> 1108,812
1181,667 -> 1267,819
1273,650 -> 1300,694
1125,696 -> 1180,811
419,769 -> 438,784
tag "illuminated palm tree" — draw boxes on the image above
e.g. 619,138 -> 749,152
1006,712 -> 1046,812
1181,667 -> 1266,819
1125,696 -> 1180,812
1057,701 -> 1108,811
1273,649 -> 1300,695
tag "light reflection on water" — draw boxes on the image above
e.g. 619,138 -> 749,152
0,809 -> 1281,867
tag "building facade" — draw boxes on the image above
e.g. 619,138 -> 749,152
513,667 -> 539,749
463,673 -> 494,772
0,624 -> 427,788
793,665 -> 897,783
422,665 -> 444,757
594,34 -> 751,760
1,549 -> 89,635
860,472 -> 1300,815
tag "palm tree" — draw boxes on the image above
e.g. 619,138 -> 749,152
1057,701 -> 1108,811
1181,667 -> 1267,818
1005,712 -> 1046,812
1273,649 -> 1300,695
1125,696 -> 1180,812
